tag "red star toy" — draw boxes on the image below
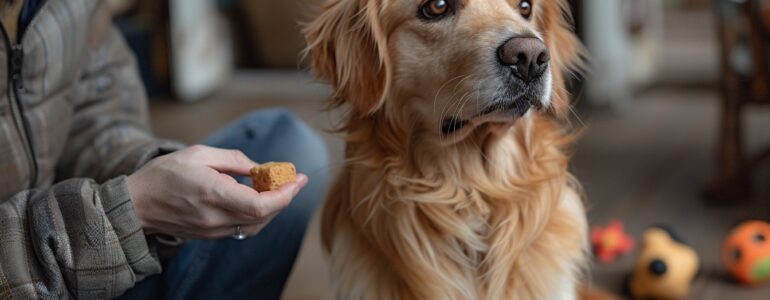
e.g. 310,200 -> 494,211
591,220 -> 635,263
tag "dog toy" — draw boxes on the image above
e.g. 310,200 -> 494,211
591,220 -> 635,263
722,220 -> 770,286
627,226 -> 699,300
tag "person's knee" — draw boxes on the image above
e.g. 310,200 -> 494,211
254,110 -> 329,178
245,109 -> 330,214
242,108 -> 296,132
287,124 -> 330,179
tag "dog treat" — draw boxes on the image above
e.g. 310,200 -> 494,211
251,162 -> 297,192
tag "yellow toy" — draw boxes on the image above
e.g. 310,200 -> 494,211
627,226 -> 700,300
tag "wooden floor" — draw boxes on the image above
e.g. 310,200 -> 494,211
575,88 -> 770,299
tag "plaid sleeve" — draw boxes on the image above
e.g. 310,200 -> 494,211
0,176 -> 160,299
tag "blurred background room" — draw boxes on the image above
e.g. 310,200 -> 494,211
107,0 -> 770,298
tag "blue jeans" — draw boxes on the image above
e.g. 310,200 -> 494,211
118,109 -> 330,300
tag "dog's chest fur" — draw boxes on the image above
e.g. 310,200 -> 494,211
322,118 -> 588,300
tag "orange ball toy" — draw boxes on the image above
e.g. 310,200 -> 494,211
722,220 -> 770,286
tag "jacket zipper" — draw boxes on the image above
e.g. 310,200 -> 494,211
0,3 -> 49,188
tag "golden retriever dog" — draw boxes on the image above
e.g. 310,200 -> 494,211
305,0 -> 587,298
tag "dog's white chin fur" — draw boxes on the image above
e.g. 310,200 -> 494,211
541,70 -> 554,107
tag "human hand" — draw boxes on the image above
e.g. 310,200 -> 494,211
127,145 -> 308,239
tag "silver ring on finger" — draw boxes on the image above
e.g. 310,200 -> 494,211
232,224 -> 247,240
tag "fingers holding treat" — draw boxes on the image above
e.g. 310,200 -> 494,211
212,172 -> 307,219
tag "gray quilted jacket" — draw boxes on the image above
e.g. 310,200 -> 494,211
0,0 -> 181,298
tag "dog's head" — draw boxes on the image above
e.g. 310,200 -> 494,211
305,0 -> 583,142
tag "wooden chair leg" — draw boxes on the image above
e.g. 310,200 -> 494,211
706,93 -> 751,204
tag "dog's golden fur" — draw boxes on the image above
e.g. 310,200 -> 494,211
305,0 -> 588,299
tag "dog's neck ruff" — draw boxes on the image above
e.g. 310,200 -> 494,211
333,112 -> 582,297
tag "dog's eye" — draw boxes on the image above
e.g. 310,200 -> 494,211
519,0 -> 532,19
420,0 -> 450,20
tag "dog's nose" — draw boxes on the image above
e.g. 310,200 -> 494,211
498,37 -> 550,82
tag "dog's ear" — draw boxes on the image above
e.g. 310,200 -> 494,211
304,0 -> 391,116
539,0 -> 586,119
